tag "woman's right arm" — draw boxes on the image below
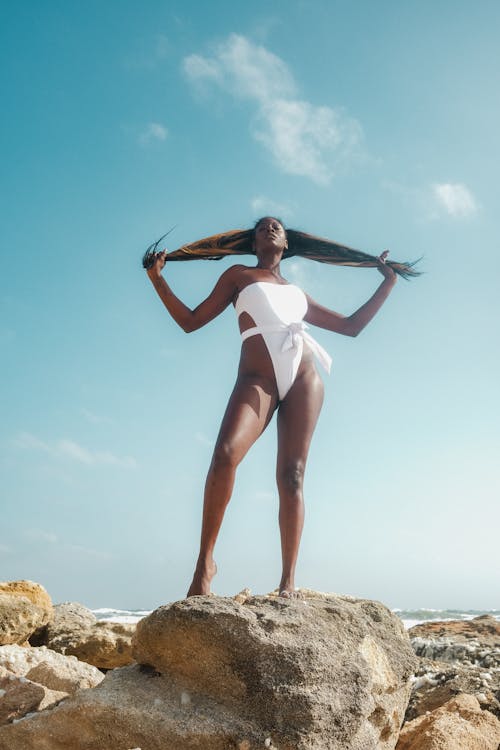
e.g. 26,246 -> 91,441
146,251 -> 241,333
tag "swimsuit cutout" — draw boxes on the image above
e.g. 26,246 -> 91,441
235,281 -> 332,400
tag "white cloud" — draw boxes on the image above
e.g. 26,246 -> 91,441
250,196 -> 293,220
139,122 -> 168,146
432,183 -> 478,218
183,34 -> 362,184
24,529 -> 58,544
14,432 -> 137,469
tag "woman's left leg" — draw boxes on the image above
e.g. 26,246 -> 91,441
275,368 -> 324,597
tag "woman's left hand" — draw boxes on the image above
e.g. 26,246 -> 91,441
377,250 -> 397,282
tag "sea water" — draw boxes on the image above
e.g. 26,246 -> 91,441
92,607 -> 500,629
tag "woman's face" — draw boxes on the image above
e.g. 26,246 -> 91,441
253,217 -> 288,255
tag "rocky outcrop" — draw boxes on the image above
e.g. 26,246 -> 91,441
409,615 -> 500,669
0,592 -> 418,750
396,693 -> 500,750
406,657 -> 500,721
35,602 -> 135,669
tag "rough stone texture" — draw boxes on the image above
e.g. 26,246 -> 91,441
0,644 -> 104,692
396,693 -> 500,750
0,582 -> 53,619
406,656 -> 500,722
409,615 -> 500,669
0,592 -> 418,750
0,594 -> 51,647
0,665 -> 67,725
39,602 -> 135,669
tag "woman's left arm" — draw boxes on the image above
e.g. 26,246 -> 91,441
304,251 -> 397,337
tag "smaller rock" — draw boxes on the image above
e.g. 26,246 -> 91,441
42,603 -> 135,669
0,665 -> 67,725
397,693 -> 500,750
0,644 -> 104,693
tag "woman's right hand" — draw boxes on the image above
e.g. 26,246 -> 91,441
146,250 -> 167,280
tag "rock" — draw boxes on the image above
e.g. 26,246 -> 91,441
41,602 -> 135,669
406,657 -> 500,721
0,644 -> 104,693
0,592 -> 418,749
409,615 -> 500,644
0,582 -> 53,618
0,665 -> 67,726
409,615 -> 500,669
396,693 -> 500,750
0,594 -> 50,647
29,600 -> 95,647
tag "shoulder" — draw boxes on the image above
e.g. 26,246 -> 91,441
218,264 -> 253,283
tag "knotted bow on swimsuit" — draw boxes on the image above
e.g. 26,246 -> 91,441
235,282 -> 332,400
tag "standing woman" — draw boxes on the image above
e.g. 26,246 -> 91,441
145,217 -> 403,598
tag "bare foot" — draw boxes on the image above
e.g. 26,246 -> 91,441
278,578 -> 303,599
187,558 -> 217,597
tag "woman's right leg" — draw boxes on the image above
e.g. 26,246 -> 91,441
187,375 -> 278,596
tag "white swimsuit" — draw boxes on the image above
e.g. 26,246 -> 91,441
235,282 -> 332,400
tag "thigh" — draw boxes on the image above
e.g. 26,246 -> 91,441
276,368 -> 324,468
214,375 -> 279,463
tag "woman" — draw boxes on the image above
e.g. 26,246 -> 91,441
146,217 -> 398,598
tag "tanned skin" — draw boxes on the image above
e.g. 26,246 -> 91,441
146,217 -> 397,598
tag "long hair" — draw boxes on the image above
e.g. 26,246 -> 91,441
142,221 -> 421,279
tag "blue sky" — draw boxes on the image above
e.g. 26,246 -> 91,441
1,0 -> 499,610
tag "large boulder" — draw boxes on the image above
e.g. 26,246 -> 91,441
0,582 -> 53,619
0,596 -> 50,647
396,693 -> 500,750
0,591 -> 418,750
39,602 -> 135,669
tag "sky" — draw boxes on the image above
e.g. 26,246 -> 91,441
1,0 -> 499,611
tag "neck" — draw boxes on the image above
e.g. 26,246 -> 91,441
256,259 -> 281,275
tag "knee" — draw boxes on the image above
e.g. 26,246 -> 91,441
277,461 -> 305,494
210,442 -> 240,473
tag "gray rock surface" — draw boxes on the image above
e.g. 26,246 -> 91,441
0,591 -> 418,750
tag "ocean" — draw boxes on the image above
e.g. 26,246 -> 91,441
92,607 -> 500,629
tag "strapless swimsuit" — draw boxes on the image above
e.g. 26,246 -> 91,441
235,282 -> 332,400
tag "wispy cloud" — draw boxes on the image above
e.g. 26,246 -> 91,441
14,432 -> 137,469
183,34 -> 362,185
194,431 -> 214,447
431,182 -> 478,218
24,528 -> 58,544
0,543 -> 11,554
382,179 -> 479,221
250,196 -> 294,221
81,408 -> 112,426
139,121 -> 168,146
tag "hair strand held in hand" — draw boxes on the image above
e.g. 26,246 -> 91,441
143,227 -> 421,279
